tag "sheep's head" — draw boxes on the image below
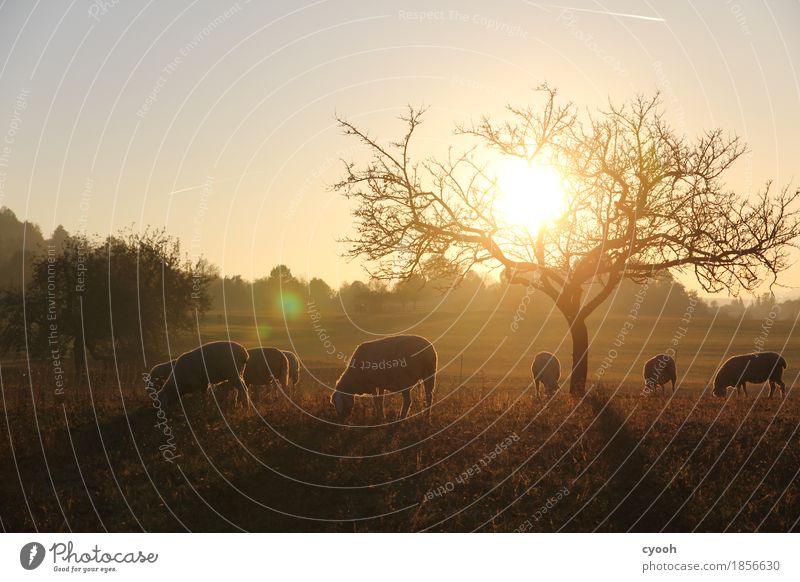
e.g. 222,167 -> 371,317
712,377 -> 728,397
157,375 -> 176,407
331,390 -> 354,418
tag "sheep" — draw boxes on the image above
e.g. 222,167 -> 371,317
531,351 -> 560,397
282,350 -> 301,392
146,359 -> 176,392
643,354 -> 677,396
330,334 -> 437,421
713,351 -> 787,398
243,347 -> 290,400
158,341 -> 250,410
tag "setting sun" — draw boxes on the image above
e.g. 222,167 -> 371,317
494,157 -> 566,233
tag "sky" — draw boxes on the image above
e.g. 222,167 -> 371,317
0,0 -> 798,295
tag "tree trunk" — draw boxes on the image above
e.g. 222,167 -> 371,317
568,317 -> 589,396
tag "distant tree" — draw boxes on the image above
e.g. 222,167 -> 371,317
48,225 -> 70,252
366,279 -> 390,312
339,280 -> 388,313
208,274 -> 251,311
393,273 -> 428,311
268,264 -> 294,283
308,277 -> 335,311
0,207 -> 46,289
251,264 -> 304,315
0,228 -> 209,379
721,296 -> 747,319
334,87 -> 800,394
605,274 -> 709,319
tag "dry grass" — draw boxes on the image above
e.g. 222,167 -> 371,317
1,361 -> 798,532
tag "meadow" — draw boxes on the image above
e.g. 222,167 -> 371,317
1,306 -> 799,532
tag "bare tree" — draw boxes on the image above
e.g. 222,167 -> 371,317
333,86 -> 800,395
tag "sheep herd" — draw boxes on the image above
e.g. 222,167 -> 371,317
534,349 -> 786,400
147,335 -> 790,421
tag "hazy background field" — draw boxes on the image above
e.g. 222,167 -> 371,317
2,307 -> 798,533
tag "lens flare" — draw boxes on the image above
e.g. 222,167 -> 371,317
277,292 -> 302,318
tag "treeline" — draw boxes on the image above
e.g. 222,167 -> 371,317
207,264 -> 714,320
0,206 -> 797,374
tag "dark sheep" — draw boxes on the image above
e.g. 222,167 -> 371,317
146,359 -> 176,392
643,354 -> 677,396
531,351 -> 560,397
159,341 -> 250,409
713,351 -> 787,398
331,334 -> 437,421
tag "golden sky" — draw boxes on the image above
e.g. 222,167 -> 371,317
0,0 -> 797,295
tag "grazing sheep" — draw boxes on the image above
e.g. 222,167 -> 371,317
146,359 -> 176,392
244,347 -> 290,399
282,350 -> 301,391
330,335 -> 437,421
531,352 -> 560,397
643,354 -> 677,396
159,341 -> 250,409
713,351 -> 787,398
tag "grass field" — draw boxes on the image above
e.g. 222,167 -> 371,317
1,308 -> 799,532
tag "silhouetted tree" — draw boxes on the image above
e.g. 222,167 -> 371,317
0,228 -> 209,380
0,207 -> 46,289
334,86 -> 800,394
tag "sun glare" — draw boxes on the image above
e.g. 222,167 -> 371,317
494,157 -> 566,233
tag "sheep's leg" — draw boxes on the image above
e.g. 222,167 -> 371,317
424,389 -> 432,417
423,376 -> 435,420
769,381 -> 776,398
777,379 -> 786,397
743,383 -> 748,397
398,388 -> 412,420
233,376 -> 251,410
372,390 -> 384,420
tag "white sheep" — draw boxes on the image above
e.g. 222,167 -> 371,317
330,335 -> 437,421
158,341 -> 250,410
